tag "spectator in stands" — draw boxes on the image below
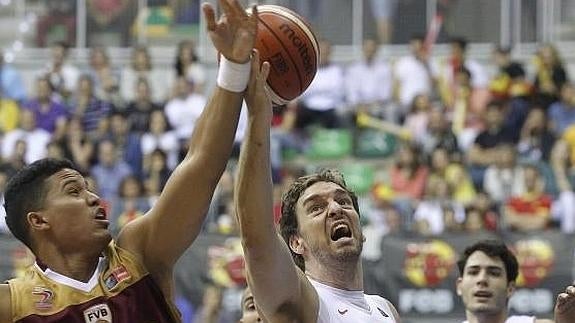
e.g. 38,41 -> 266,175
1,109 -> 50,164
289,40 -> 345,131
428,147 -> 476,205
143,148 -> 171,204
87,46 -> 122,107
518,108 -> 555,163
165,76 -> 207,142
141,110 -> 179,170
504,164 -> 552,231
467,101 -> 516,188
456,240 -> 555,323
393,34 -> 436,117
87,0 -> 136,47
0,51 -> 26,102
238,286 -> 266,323
449,67 -> 489,136
437,37 -> 489,113
413,177 -> 465,235
101,111 -> 143,178
532,43 -> 568,109
483,145 -> 525,204
363,183 -> 402,260
345,38 -> 393,123
548,83 -> 575,137
110,175 -> 150,234
91,138 -> 133,201
69,74 -> 112,137
35,0 -> 76,47
45,141 -> 65,160
125,78 -> 162,134
420,106 -> 460,158
57,117 -> 94,173
0,95 -> 20,134
390,143 -> 428,221
120,45 -> 167,103
23,76 -> 69,139
404,94 -> 431,143
463,207 -> 486,233
43,41 -> 80,101
468,190 -> 499,231
550,137 -> 575,233
489,46 -> 530,101
174,40 -> 206,94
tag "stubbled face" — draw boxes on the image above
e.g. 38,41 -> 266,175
240,288 -> 264,323
37,169 -> 110,253
457,251 -> 513,317
293,181 -> 363,269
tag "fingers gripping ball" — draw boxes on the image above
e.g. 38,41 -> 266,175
250,5 -> 320,105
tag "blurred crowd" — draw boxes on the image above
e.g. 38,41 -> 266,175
1,36 -> 575,249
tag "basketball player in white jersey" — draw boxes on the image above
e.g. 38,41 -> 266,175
233,42 -> 400,322
457,240 -> 554,323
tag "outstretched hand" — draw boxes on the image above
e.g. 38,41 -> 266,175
555,284 -> 575,323
245,49 -> 271,118
202,0 -> 258,63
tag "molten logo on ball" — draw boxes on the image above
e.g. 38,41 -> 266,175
252,5 -> 319,104
404,240 -> 456,287
279,23 -> 315,77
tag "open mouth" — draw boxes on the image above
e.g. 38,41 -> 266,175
473,291 -> 493,299
330,223 -> 352,241
95,208 -> 108,221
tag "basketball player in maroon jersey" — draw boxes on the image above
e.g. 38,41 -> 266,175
0,1 -> 259,321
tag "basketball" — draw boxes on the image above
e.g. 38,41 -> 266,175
252,5 -> 320,105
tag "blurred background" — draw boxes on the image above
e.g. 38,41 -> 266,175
1,0 -> 575,322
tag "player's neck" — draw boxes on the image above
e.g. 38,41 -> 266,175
35,246 -> 102,283
306,259 -> 363,291
466,310 -> 508,323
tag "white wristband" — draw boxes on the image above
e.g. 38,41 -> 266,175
216,55 -> 251,93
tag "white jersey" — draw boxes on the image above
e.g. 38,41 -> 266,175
462,315 -> 536,323
310,278 -> 397,323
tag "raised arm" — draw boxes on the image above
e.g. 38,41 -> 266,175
235,51 -> 318,323
117,0 -> 258,290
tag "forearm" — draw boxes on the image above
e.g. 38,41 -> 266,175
235,113 -> 276,246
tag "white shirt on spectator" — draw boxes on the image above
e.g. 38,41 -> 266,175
1,128 -> 51,164
346,59 -> 392,106
435,58 -> 489,89
164,93 -> 207,140
300,64 -> 345,112
141,130 -> 180,170
120,68 -> 169,103
413,200 -> 466,235
44,63 -> 81,95
393,55 -> 434,107
483,166 -> 525,203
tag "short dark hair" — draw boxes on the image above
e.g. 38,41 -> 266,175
457,240 -> 519,283
4,158 -> 77,249
279,169 -> 359,271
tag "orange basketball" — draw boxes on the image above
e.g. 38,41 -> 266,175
253,5 -> 319,105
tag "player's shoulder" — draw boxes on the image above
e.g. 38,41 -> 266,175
0,283 -> 12,323
365,294 -> 400,322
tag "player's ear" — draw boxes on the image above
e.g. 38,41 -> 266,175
27,211 -> 50,231
507,281 -> 516,298
455,277 -> 463,296
289,234 -> 304,255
